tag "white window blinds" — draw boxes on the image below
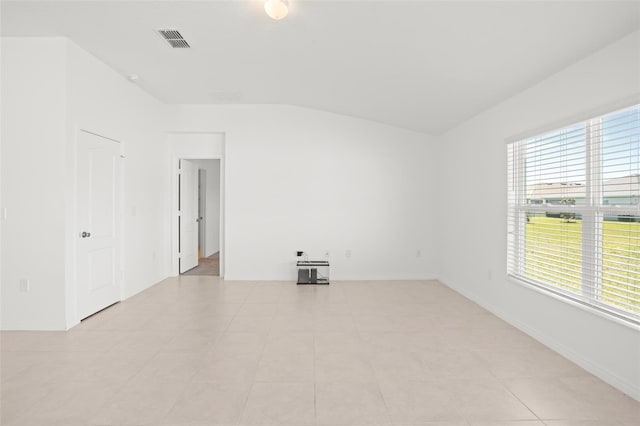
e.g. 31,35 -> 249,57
507,105 -> 640,325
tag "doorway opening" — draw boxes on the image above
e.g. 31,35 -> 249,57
179,159 -> 221,276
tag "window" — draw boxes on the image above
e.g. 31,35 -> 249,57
507,105 -> 640,325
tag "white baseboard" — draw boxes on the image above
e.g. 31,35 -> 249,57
436,276 -> 640,401
224,274 -> 440,281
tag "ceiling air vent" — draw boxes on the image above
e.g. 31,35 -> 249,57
157,29 -> 190,48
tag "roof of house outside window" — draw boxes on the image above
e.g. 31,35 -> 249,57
527,174 -> 640,201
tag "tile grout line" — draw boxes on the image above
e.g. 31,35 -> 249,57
496,373 -> 546,424
233,283 -> 272,426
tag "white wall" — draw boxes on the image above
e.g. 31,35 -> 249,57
1,37 -> 170,330
437,30 -> 640,399
192,159 -> 221,257
168,105 -> 439,281
1,38 -> 68,330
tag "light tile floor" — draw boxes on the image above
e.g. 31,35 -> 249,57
1,277 -> 638,425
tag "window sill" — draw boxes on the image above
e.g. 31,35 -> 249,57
507,274 -> 640,332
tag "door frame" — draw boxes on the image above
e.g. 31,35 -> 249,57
169,133 -> 225,277
198,168 -> 207,258
70,127 -> 124,327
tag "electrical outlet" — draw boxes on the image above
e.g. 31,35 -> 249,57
296,251 -> 304,257
19,279 -> 30,293
345,249 -> 352,258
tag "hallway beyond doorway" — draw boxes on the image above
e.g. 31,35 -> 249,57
181,252 -> 219,276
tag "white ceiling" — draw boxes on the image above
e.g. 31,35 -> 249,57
2,1 -> 639,134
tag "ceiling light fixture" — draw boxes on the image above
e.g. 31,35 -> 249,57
264,0 -> 288,20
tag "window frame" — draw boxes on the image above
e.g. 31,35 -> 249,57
507,103 -> 640,327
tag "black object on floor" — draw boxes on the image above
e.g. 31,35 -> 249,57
296,260 -> 330,285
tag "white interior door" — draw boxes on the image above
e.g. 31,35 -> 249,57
180,159 -> 199,273
76,130 -> 121,320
